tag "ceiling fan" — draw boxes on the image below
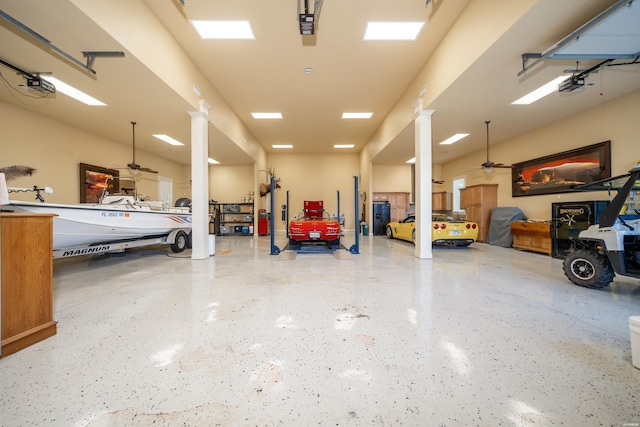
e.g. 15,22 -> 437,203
481,120 -> 511,173
126,121 -> 158,174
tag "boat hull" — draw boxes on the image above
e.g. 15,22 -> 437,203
2,201 -> 192,250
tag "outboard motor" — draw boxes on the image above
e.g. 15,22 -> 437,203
175,197 -> 192,208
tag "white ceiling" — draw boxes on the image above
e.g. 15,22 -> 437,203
0,0 -> 639,170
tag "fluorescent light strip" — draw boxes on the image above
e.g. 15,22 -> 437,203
208,158 -> 220,164
512,76 -> 567,105
191,20 -> 255,40
363,22 -> 425,41
342,112 -> 372,119
439,133 -> 469,145
272,144 -> 293,149
46,77 -> 105,106
153,134 -> 184,146
406,158 -> 415,164
252,112 -> 283,119
334,144 -> 354,149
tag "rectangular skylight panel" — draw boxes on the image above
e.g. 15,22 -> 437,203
512,76 -> 567,105
342,112 -> 373,119
439,133 -> 469,145
191,20 -> 255,40
46,77 -> 105,106
153,134 -> 184,146
363,22 -> 425,41
252,112 -> 283,119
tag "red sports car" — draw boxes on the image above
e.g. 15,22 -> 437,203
288,201 -> 341,248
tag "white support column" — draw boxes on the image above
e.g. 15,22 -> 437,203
189,100 -> 211,260
413,99 -> 434,259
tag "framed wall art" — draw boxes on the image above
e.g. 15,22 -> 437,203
511,141 -> 611,197
79,163 -> 119,203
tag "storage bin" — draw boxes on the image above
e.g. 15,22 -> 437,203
208,234 -> 215,256
630,316 -> 640,369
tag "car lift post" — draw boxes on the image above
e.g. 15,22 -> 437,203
337,190 -> 341,230
349,175 -> 360,254
270,176 -> 281,255
285,190 -> 290,238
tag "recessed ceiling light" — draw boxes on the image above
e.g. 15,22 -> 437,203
406,158 -> 415,164
363,22 -> 425,41
439,133 -> 469,145
153,134 -> 184,146
334,144 -> 355,149
252,112 -> 283,119
304,67 -> 313,74
46,77 -> 106,106
208,158 -> 220,164
272,144 -> 293,149
190,20 -> 255,40
342,112 -> 373,119
512,76 -> 567,105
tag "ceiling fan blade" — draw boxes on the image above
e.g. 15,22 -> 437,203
481,120 -> 513,169
127,121 -> 159,174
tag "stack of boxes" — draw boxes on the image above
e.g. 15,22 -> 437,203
240,191 -> 254,204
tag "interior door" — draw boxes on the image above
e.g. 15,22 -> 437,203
158,176 -> 173,207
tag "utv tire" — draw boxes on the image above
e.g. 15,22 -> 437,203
563,249 -> 615,289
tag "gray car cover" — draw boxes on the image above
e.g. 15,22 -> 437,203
487,207 -> 526,247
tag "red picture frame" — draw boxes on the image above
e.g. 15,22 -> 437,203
511,141 -> 611,197
79,163 -> 119,203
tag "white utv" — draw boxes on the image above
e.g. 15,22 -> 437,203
563,165 -> 640,289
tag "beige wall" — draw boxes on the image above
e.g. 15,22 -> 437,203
372,164 -> 412,194
266,154 -> 360,231
441,89 -> 640,220
5,88 -> 638,225
1,101 -> 186,204
209,165 -> 254,203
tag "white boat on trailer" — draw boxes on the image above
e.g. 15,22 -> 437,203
1,185 -> 193,259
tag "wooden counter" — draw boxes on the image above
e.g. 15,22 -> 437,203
510,221 -> 552,256
1,213 -> 57,357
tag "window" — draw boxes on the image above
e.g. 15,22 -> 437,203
453,176 -> 465,212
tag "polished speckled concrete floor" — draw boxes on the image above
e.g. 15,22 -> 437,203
1,234 -> 639,426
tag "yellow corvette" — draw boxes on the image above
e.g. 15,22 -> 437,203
385,213 -> 478,246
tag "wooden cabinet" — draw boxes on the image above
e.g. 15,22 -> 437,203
372,192 -> 410,222
432,192 -> 452,211
459,184 -> 497,243
1,213 -> 57,357
511,221 -> 552,256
